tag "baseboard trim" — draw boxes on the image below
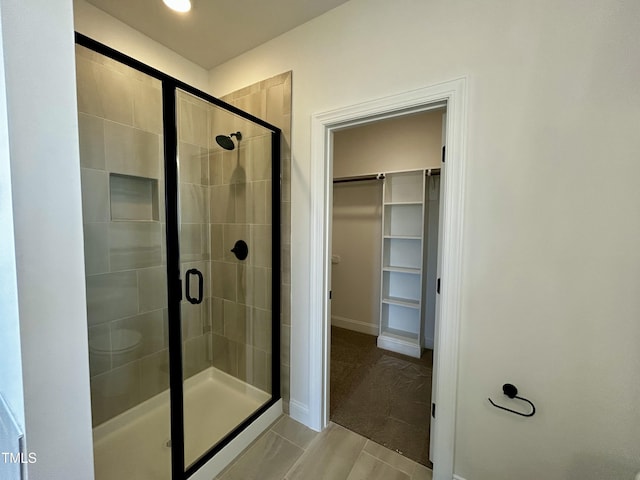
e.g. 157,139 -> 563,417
424,336 -> 434,349
453,474 -> 467,480
377,334 -> 421,358
289,399 -> 312,429
331,315 -> 378,335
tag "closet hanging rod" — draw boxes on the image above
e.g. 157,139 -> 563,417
333,173 -> 385,184
333,168 -> 441,184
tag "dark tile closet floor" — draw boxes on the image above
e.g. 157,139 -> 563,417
330,326 -> 433,467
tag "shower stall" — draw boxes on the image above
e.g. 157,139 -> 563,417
75,34 -> 280,480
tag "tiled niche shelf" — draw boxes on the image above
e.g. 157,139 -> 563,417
110,173 -> 160,222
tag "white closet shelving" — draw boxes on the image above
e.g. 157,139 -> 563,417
378,170 -> 426,358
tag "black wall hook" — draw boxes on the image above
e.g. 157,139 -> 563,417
488,383 -> 536,417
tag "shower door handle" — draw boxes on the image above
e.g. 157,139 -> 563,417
185,268 -> 203,305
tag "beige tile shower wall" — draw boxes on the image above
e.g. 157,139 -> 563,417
221,72 -> 292,412
78,47 -> 287,426
208,122 -> 274,394
76,45 -> 170,426
178,88 -> 276,395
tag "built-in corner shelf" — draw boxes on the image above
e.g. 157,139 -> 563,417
377,170 -> 426,359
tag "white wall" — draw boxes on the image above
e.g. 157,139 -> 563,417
333,109 -> 443,178
0,0 -> 95,478
0,3 -> 24,431
73,0 -> 209,91
208,0 -> 640,478
331,180 -> 382,334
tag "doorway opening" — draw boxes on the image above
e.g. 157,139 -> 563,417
329,109 -> 445,467
308,78 -> 467,480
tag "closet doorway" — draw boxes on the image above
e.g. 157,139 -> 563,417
329,108 -> 445,468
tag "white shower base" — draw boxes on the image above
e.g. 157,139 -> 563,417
93,367 -> 271,480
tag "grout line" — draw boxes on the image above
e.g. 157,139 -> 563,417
362,441 -> 419,477
364,450 -> 417,478
214,415 -> 284,480
268,429 -> 304,452
281,421 -> 327,476
342,436 -> 367,480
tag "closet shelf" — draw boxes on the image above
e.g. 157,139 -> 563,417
383,235 -> 421,240
382,296 -> 420,308
382,266 -> 421,274
379,169 -> 426,359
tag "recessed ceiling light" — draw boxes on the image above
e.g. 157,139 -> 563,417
163,0 -> 191,13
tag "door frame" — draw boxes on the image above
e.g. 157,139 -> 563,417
308,77 -> 467,479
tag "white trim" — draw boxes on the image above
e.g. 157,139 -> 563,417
377,334 -> 422,358
331,315 -> 378,336
308,78 -> 468,480
289,399 -> 312,429
189,399 -> 283,480
453,475 -> 467,480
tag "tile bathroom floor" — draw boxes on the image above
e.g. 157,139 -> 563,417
215,415 -> 433,480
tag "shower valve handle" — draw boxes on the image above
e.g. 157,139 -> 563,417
231,240 -> 249,261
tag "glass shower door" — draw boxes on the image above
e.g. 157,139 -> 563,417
76,44 -> 172,480
175,89 -> 276,470
77,35 -> 280,480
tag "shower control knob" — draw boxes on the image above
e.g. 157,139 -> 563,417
231,240 -> 248,261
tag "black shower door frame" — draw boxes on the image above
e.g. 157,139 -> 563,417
75,33 -> 281,480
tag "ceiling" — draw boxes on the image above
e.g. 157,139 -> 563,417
85,0 -> 351,70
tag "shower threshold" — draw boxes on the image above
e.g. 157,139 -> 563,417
92,367 -> 271,480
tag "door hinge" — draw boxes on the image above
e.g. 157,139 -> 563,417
442,145 -> 446,163
437,278 -> 441,294
329,290 -> 332,300
432,403 -> 436,418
